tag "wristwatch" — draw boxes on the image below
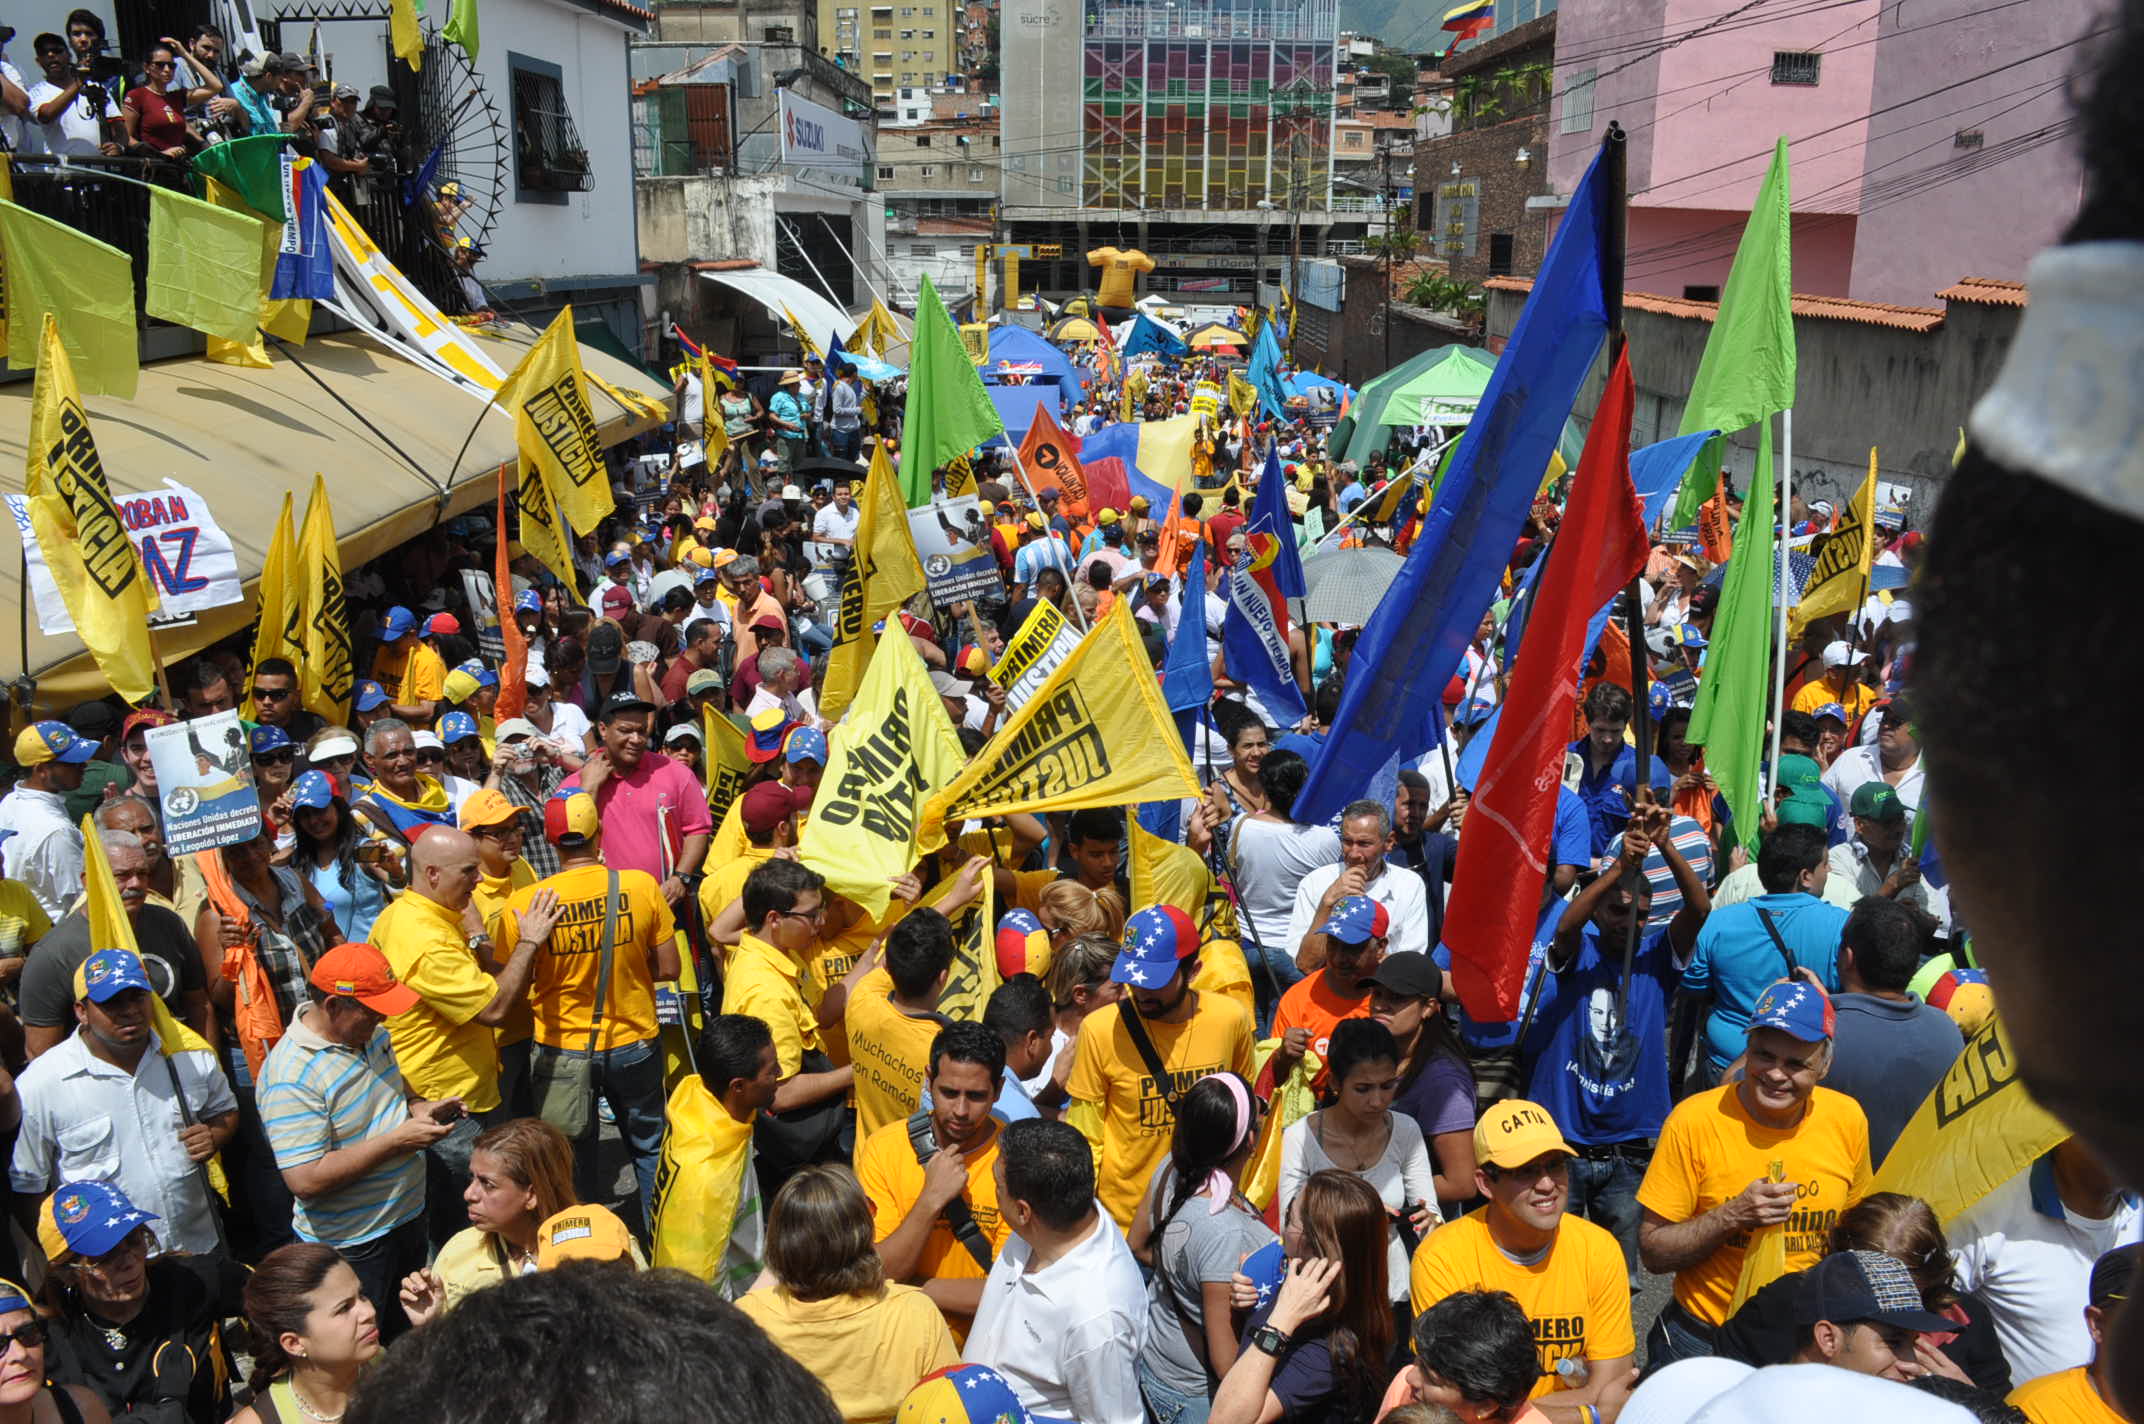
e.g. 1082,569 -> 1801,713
1250,1323 -> 1291,1357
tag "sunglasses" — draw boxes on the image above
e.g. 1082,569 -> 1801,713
252,749 -> 295,766
254,684 -> 294,701
416,750 -> 446,763
0,1320 -> 46,1353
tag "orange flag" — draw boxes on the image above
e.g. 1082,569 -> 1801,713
1154,482 -> 1195,578
493,462 -> 530,721
1017,403 -> 1090,518
1698,468 -> 1735,564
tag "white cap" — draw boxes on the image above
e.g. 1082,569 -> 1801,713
308,734 -> 359,761
781,483 -> 804,500
1619,1359 -> 1756,1424
1821,640 -> 1868,669
664,723 -> 700,745
412,731 -> 444,752
524,661 -> 551,688
495,718 -> 540,743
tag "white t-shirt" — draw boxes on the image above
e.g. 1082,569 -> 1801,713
1226,815 -> 1341,953
812,502 -> 860,566
22,78 -> 120,156
1285,859 -> 1431,963
534,701 -> 594,759
1,58 -> 27,151
1279,1110 -> 1438,1300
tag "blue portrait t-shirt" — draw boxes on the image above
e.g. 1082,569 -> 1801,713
1526,921 -> 1678,1145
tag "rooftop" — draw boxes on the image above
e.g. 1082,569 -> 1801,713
1935,277 -> 2029,308
1485,277 -> 1948,333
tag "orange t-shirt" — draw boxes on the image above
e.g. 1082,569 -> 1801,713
1271,970 -> 1373,1071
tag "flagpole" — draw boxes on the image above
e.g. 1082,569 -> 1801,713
1766,407 -> 1793,800
1001,440 -> 1091,631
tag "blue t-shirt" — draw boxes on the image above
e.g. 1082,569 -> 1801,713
1681,892 -> 1851,1070
1569,739 -> 1674,859
1272,729 -> 1327,763
1553,785 -> 1592,871
1526,922 -> 1677,1145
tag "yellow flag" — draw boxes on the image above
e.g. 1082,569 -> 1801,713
200,177 -> 309,368
941,453 -> 977,499
243,493 -> 305,721
651,1077 -> 760,1293
920,857 -> 997,1023
800,630 -> 968,918
701,705 -> 751,828
925,599 -> 1199,827
23,316 -> 159,704
296,475 -> 354,725
515,453 -> 580,599
1228,371 -> 1257,420
852,298 -> 901,358
145,186 -> 271,346
0,200 -> 139,400
1873,1016 -> 2068,1224
392,0 -> 424,68
780,304 -> 821,360
820,444 -> 928,720
1791,448 -> 1877,638
1129,813 -> 1210,917
0,154 -> 11,348
494,307 -> 614,534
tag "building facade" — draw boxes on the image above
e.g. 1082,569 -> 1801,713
1410,15 -> 1557,287
820,0 -> 959,112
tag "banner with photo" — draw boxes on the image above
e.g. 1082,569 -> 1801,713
145,710 -> 262,855
907,495 -> 1002,605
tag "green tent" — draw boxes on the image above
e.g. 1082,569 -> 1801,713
1327,343 -> 1496,467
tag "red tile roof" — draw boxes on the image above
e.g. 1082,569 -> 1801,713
1935,276 -> 2027,307
1484,278 -> 1946,332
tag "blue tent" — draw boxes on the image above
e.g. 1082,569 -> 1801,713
986,325 -> 1091,394
1288,371 -> 1353,401
983,382 -> 1065,445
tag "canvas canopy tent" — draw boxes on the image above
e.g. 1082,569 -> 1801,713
1327,344 -> 1496,466
986,325 -> 1090,394
1184,322 -> 1245,350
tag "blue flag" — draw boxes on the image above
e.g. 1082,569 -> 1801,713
1249,321 -> 1291,422
1223,446 -> 1309,724
1294,147 -> 1613,824
402,142 -> 444,208
1121,313 -> 1187,361
272,152 -> 335,301
1164,538 -> 1213,748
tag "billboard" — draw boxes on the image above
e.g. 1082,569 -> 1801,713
779,90 -> 872,189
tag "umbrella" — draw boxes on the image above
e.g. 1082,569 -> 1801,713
1185,322 -> 1247,349
1048,316 -> 1105,343
1301,545 -> 1406,627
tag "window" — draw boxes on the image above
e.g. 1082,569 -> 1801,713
1770,51 -> 1821,85
878,164 -> 897,178
1560,68 -> 1595,134
875,28 -> 891,37
509,53 -> 589,203
968,164 -> 985,181
912,243 -> 936,255
1488,233 -> 1514,276
922,29 -> 935,37
919,164 -> 936,178
916,134 -> 930,145
992,135 -> 1000,148
1954,127 -> 1984,149
1682,284 -> 1721,301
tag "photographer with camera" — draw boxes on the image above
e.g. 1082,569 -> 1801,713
19,30 -> 120,156
484,721 -> 569,878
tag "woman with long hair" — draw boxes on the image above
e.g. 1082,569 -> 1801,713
1208,707 -> 1273,817
398,1119 -> 582,1327
1029,934 -> 1122,1108
1036,879 -> 1127,959
0,1278 -> 109,1424
736,1165 -> 957,1424
1210,1170 -> 1394,1424
288,770 -> 396,938
1279,1020 -> 1437,1314
1130,1073 -> 1277,1424
226,1244 -> 382,1424
1366,955 -> 1478,1214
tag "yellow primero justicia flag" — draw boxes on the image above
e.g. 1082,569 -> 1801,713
23,314 -> 159,703
296,475 -> 354,725
818,443 -> 927,721
494,307 -> 615,535
244,492 -> 305,721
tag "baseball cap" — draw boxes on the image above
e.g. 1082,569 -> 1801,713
1097,507 -> 1119,525
1749,977 -> 1836,1043
1473,1099 -> 1576,1170
746,707 -> 794,763
1849,781 -> 1905,822
443,670 -> 482,706
694,566 -> 720,586
367,83 -> 398,106
308,942 -> 421,1014
535,1204 -> 637,1268
1795,1250 -> 1951,1332
289,769 -> 340,812
459,788 -> 521,832
604,549 -> 630,568
600,586 -> 635,619
439,711 -> 482,745
1111,905 -> 1199,986
663,723 -> 701,747
1812,700 -> 1847,725
412,730 -> 445,755
352,680 -> 390,713
545,790 -> 601,846
929,669 -> 967,699
77,949 -> 153,1004
1452,698 -> 1496,731
586,622 -> 625,678
514,588 -> 544,615
1129,495 -> 1150,511
1923,965 -> 1994,1037
65,700 -> 119,740
495,721 -> 544,751
740,781 -> 798,838
333,82 -> 359,100
1314,895 -> 1389,945
524,662 -> 552,689
423,612 -> 461,637
995,909 -> 1050,978
954,645 -> 989,676
896,1366 -> 1038,1424
1821,639 -> 1868,670
2090,1244 -> 2140,1309
39,1182 -> 159,1265
784,726 -> 828,765
380,606 -> 417,640
1674,622 -> 1708,649
250,724 -> 295,756
686,669 -> 725,698
1363,951 -> 1441,999
119,707 -> 175,745
15,720 -> 98,766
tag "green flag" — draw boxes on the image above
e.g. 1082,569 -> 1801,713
443,0 -> 479,57
146,187 -> 269,345
192,135 -> 294,220
898,273 -> 1004,507
0,199 -> 138,399
1686,420 -> 1776,851
1668,137 -> 1797,530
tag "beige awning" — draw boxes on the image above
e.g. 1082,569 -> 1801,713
1,326 -> 665,710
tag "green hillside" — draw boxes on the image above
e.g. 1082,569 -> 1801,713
1341,0 -> 1449,56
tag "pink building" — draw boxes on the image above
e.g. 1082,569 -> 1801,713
1543,0 -> 2091,302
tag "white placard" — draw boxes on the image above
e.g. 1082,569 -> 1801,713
6,478 -> 244,636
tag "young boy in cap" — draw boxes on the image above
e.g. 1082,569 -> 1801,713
1269,894 -> 1386,1086
372,606 -> 446,726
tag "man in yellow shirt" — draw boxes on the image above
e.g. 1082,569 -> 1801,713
848,908 -> 957,1143
371,605 -> 447,726
721,858 -> 855,1184
696,780 -> 796,929
496,791 -> 677,1220
1790,640 -> 1879,723
1637,978 -> 1872,1365
370,824 -> 557,1247
856,1020 -> 1013,1338
1066,905 -> 1255,1228
1410,1102 -> 1635,1418
462,788 -> 540,1116
2010,1246 -> 2138,1424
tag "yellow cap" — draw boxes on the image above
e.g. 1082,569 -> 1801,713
535,1204 -> 636,1268
1472,1099 -> 1574,1170
457,788 -> 520,832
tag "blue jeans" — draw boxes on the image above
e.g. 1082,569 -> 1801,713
795,620 -> 835,659
1137,1358 -> 1212,1424
536,1036 -> 667,1226
1643,1299 -> 1718,1378
1567,1144 -> 1651,1287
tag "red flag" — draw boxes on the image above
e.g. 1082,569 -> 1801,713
1018,403 -> 1091,517
493,461 -> 530,722
1443,351 -> 1648,1022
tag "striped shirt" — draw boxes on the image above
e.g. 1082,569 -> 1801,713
256,1004 -> 424,1248
1607,812 -> 1716,935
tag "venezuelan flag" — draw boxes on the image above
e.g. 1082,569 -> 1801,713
1443,0 -> 1495,42
1079,415 -> 1200,514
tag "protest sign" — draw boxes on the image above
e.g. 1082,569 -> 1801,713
7,477 -> 243,635
461,569 -> 505,662
908,495 -> 1002,605
145,710 -> 262,854
990,598 -> 1079,711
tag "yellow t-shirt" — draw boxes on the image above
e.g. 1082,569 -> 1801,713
1789,678 -> 1877,721
0,878 -> 53,961
498,863 -> 676,1052
723,932 -> 823,1076
734,1284 -> 958,1424
698,845 -> 775,926
1066,995 -> 1256,1228
2010,1367 -> 2124,1424
372,890 -> 503,1113
1409,1208 -> 1636,1397
846,968 -> 945,1145
473,860 -> 539,1047
1635,1083 -> 1872,1326
373,641 -> 448,711
854,1114 -> 1010,1328
1086,246 -> 1154,309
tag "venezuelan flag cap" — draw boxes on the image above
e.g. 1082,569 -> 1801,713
895,1366 -> 1037,1424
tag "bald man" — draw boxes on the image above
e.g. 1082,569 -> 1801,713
370,824 -> 561,1246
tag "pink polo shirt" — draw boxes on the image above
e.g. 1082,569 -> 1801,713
559,750 -> 712,880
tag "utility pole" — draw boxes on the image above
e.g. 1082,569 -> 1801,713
1379,144 -> 1393,375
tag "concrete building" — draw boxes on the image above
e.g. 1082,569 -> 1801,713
876,113 -> 1001,302
1544,0 -> 2091,301
996,0 -> 1384,305
1411,15 -> 1557,286
821,0 -> 960,112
